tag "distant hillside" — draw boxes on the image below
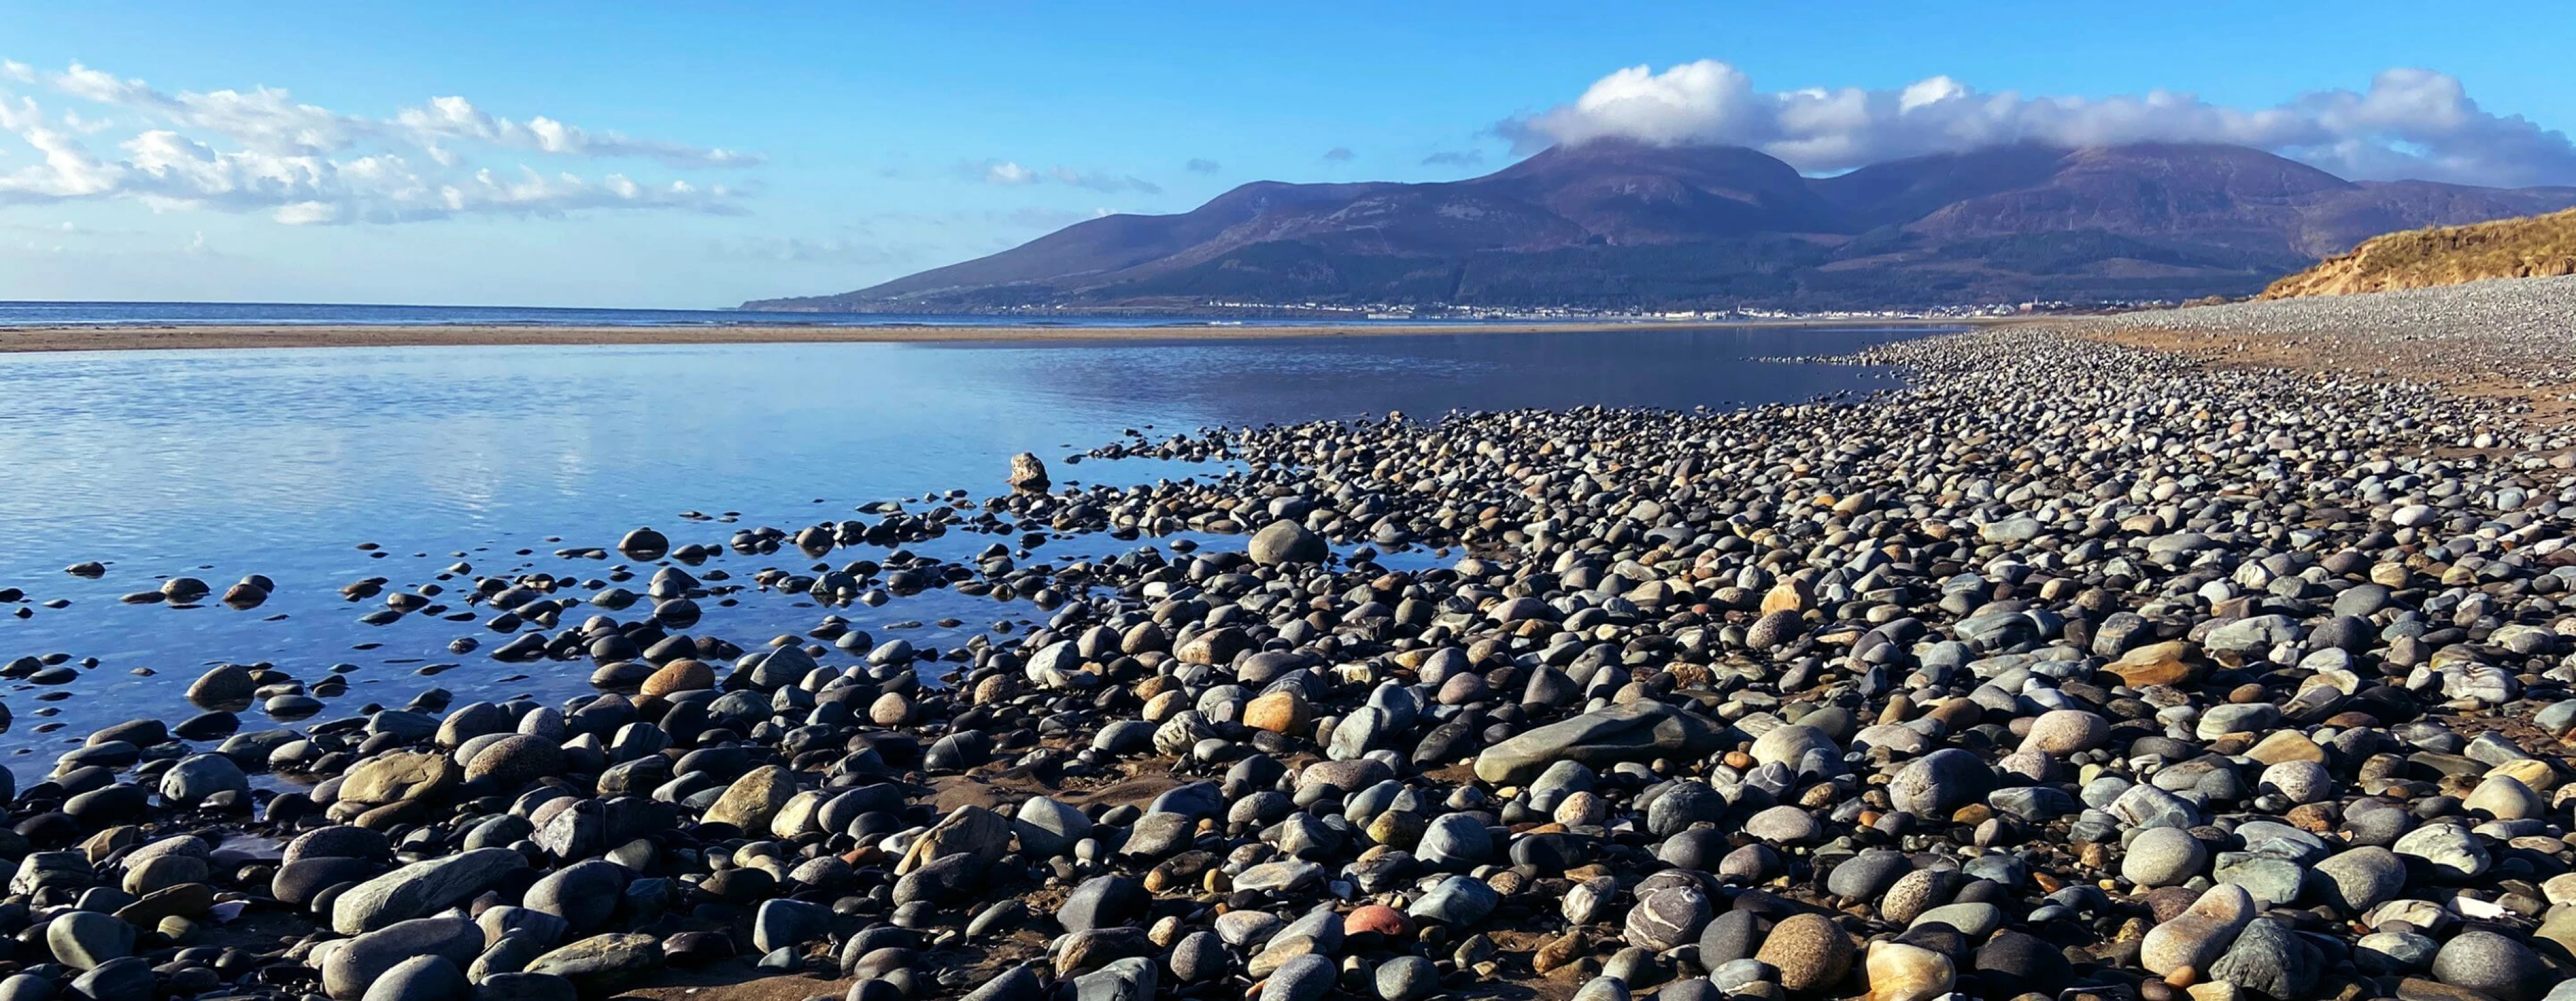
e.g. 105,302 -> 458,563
749,142 -> 2576,313
2261,208 -> 2576,299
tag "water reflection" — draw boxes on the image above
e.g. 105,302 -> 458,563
0,325 -> 1936,763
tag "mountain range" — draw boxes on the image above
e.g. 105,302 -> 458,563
745,142 -> 2576,313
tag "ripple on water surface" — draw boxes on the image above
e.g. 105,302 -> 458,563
0,326 -> 1935,763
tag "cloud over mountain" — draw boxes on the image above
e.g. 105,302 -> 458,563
1507,61 -> 2576,187
0,57 -> 757,223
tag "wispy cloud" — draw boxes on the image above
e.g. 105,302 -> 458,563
1507,60 -> 2576,187
1184,158 -> 1221,174
709,234 -> 916,266
7,218 -> 229,259
1321,147 -> 1355,162
960,158 -> 1160,193
1421,150 -> 1485,168
396,96 -> 759,169
0,57 -> 758,223
1051,166 -> 1160,194
972,160 -> 1040,185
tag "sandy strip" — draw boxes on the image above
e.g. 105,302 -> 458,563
0,317 -> 1989,354
2051,277 -> 2576,426
2077,322 -> 2576,427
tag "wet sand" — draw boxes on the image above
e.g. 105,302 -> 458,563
0,317 -> 1991,354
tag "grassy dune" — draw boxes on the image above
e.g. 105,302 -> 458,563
2263,207 -> 2576,298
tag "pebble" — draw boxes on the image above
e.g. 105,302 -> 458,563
69,957 -> 153,1001
2429,929 -> 2550,1001
45,910 -> 134,970
362,955 -> 469,1001
1374,956 -> 1437,1001
1973,930 -> 2071,997
2311,846 -> 2407,914
1260,953 -> 1335,1001
1863,941 -> 1952,1001
2209,918 -> 2322,1000
2140,884 -> 2254,978
1824,849 -> 1913,903
1887,748 -> 1990,817
2121,826 -> 2208,888
333,848 -> 528,934
2394,822 -> 2491,880
12,310 -> 2576,1001
1754,913 -> 1854,993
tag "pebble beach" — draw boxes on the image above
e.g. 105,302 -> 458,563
6,281 -> 2576,1001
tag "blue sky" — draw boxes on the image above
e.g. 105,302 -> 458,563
2,1 -> 2572,308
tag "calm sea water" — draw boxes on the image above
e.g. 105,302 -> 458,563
0,326 -> 1938,769
0,300 -> 1513,329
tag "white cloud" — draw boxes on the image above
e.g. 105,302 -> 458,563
272,201 -> 340,225
27,60 -> 759,167
0,113 -> 745,221
980,160 -> 1039,184
1510,62 -> 2576,187
0,94 -> 42,130
48,62 -> 362,156
58,109 -> 113,133
0,123 -> 123,202
0,56 -> 758,224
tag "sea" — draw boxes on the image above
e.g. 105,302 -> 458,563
0,300 -> 1492,329
0,315 -> 1950,769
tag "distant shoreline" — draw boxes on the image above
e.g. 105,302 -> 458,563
0,316 -> 1999,354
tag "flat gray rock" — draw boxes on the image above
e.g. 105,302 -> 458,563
1473,702 -> 1723,784
331,848 -> 529,934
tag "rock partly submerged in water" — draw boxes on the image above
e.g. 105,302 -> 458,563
1007,452 -> 1049,493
